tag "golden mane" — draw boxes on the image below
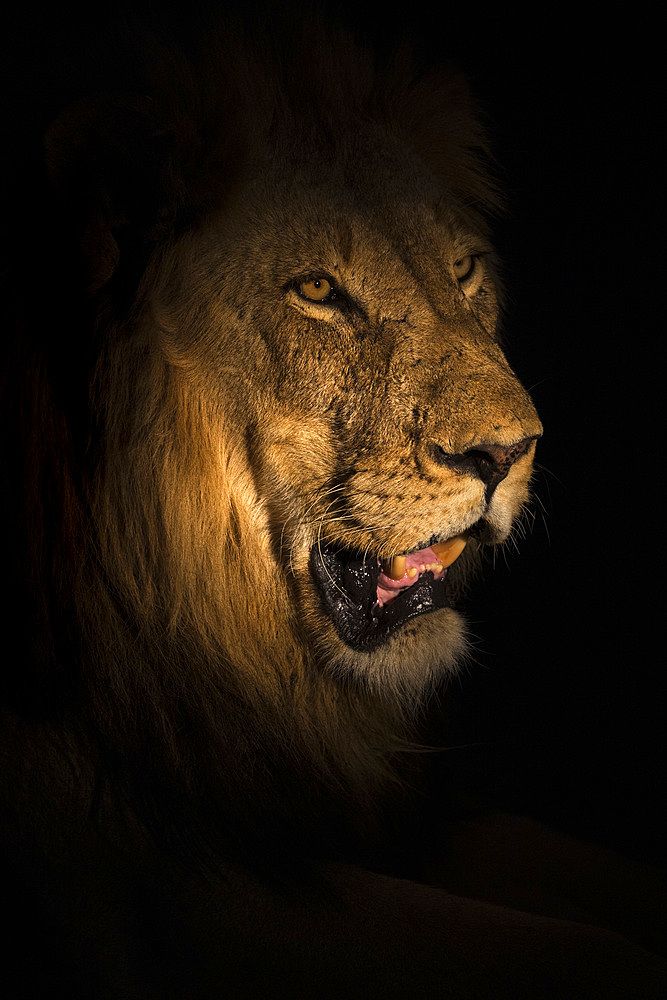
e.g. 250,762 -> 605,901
1,16 -> 503,864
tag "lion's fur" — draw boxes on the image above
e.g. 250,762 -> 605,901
3,9 -> 665,999
3,12 -> 523,855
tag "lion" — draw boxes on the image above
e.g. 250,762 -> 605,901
1,8 -> 665,999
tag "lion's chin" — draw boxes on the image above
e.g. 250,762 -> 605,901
315,600 -> 467,697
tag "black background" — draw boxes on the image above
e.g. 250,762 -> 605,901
376,5 -> 664,865
5,3 -> 664,865
328,3 -> 664,864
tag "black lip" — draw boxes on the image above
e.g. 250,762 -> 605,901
310,542 -> 450,652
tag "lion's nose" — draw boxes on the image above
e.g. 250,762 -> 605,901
428,435 -> 540,497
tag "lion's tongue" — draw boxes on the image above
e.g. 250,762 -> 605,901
376,536 -> 467,608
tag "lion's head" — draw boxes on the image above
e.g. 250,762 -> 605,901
3,18 -> 541,855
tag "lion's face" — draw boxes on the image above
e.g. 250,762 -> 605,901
151,119 -> 541,696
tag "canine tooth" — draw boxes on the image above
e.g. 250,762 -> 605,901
389,555 -> 406,580
431,534 -> 468,569
382,555 -> 406,580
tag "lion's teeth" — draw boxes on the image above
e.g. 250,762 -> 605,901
431,534 -> 468,568
382,555 -> 406,580
380,535 -> 467,582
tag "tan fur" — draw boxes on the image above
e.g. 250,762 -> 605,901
2,14 -> 665,999
25,21 -> 543,811
88,32 -> 541,701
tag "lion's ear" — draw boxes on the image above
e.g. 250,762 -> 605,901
44,94 -> 186,295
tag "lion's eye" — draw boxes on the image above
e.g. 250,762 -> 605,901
453,255 -> 476,282
298,277 -> 334,302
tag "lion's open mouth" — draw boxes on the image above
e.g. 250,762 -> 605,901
310,534 -> 468,652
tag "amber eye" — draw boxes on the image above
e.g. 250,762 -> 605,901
453,255 -> 475,282
298,277 -> 334,302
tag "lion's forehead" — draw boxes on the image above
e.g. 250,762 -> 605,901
206,127 -> 472,272
204,180 -> 475,321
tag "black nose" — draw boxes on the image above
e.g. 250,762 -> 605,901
429,435 -> 539,497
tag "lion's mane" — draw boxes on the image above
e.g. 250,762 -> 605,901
1,11 -> 499,865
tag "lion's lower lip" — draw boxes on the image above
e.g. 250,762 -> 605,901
310,542 -> 451,651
